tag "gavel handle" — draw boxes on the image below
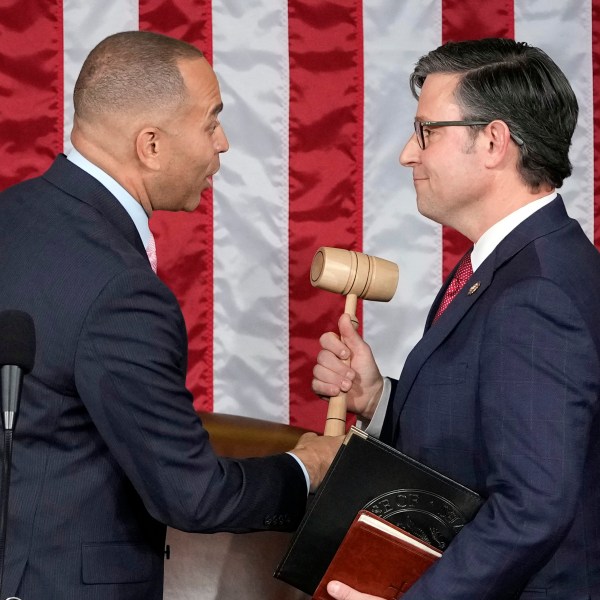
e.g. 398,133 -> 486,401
324,294 -> 358,436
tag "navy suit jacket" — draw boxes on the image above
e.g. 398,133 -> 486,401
381,196 -> 600,599
0,156 -> 307,599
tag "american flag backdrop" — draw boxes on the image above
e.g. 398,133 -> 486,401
1,0 -> 600,433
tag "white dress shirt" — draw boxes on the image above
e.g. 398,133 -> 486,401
66,148 -> 152,248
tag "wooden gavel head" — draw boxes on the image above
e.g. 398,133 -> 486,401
310,247 -> 399,302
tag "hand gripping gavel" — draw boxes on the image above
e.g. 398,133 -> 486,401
310,247 -> 399,436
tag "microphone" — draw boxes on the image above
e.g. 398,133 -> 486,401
0,311 -> 34,597
0,311 -> 36,431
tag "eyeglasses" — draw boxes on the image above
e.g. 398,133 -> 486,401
413,119 -> 525,150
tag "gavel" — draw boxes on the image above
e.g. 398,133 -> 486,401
310,247 -> 399,436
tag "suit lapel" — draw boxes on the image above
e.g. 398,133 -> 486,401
42,154 -> 147,260
391,196 -> 573,434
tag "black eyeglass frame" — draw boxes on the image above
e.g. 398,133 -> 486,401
414,119 -> 525,150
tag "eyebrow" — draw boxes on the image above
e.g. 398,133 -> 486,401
211,103 -> 224,117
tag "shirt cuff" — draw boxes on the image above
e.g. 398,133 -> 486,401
357,377 -> 391,439
286,452 -> 311,495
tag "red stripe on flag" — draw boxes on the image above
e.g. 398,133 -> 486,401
0,0 -> 63,191
441,0 -> 514,279
593,0 -> 600,249
288,0 -> 364,430
140,0 -> 215,412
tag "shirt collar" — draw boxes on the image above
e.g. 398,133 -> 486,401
471,191 -> 557,272
66,148 -> 152,248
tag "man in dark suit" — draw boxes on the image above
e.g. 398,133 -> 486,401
0,31 -> 341,599
313,38 -> 600,599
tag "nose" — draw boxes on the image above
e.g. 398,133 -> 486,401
399,133 -> 420,167
216,125 -> 229,153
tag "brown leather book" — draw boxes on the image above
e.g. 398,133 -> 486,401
312,510 -> 441,600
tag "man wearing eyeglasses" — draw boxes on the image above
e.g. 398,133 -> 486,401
313,38 -> 600,599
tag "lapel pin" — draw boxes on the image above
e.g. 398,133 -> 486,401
467,282 -> 481,295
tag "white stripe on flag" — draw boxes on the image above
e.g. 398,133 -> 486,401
363,0 -> 442,378
63,0 -> 139,153
212,2 -> 290,422
515,0 -> 594,241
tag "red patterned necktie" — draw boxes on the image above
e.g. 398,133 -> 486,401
146,231 -> 158,274
433,252 -> 473,322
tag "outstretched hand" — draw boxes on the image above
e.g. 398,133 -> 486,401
289,432 -> 344,492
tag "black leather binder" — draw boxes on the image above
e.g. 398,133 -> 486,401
274,427 -> 483,595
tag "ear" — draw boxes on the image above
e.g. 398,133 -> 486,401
482,120 -> 513,168
136,127 -> 163,171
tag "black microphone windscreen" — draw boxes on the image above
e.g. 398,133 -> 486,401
0,310 -> 36,373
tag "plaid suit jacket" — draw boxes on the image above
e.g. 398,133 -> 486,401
385,196 -> 600,599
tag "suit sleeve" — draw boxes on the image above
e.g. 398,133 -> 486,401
403,276 -> 600,599
74,268 -> 307,533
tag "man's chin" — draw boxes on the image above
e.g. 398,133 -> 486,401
415,200 -> 438,222
186,198 -> 203,212
173,193 -> 201,213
